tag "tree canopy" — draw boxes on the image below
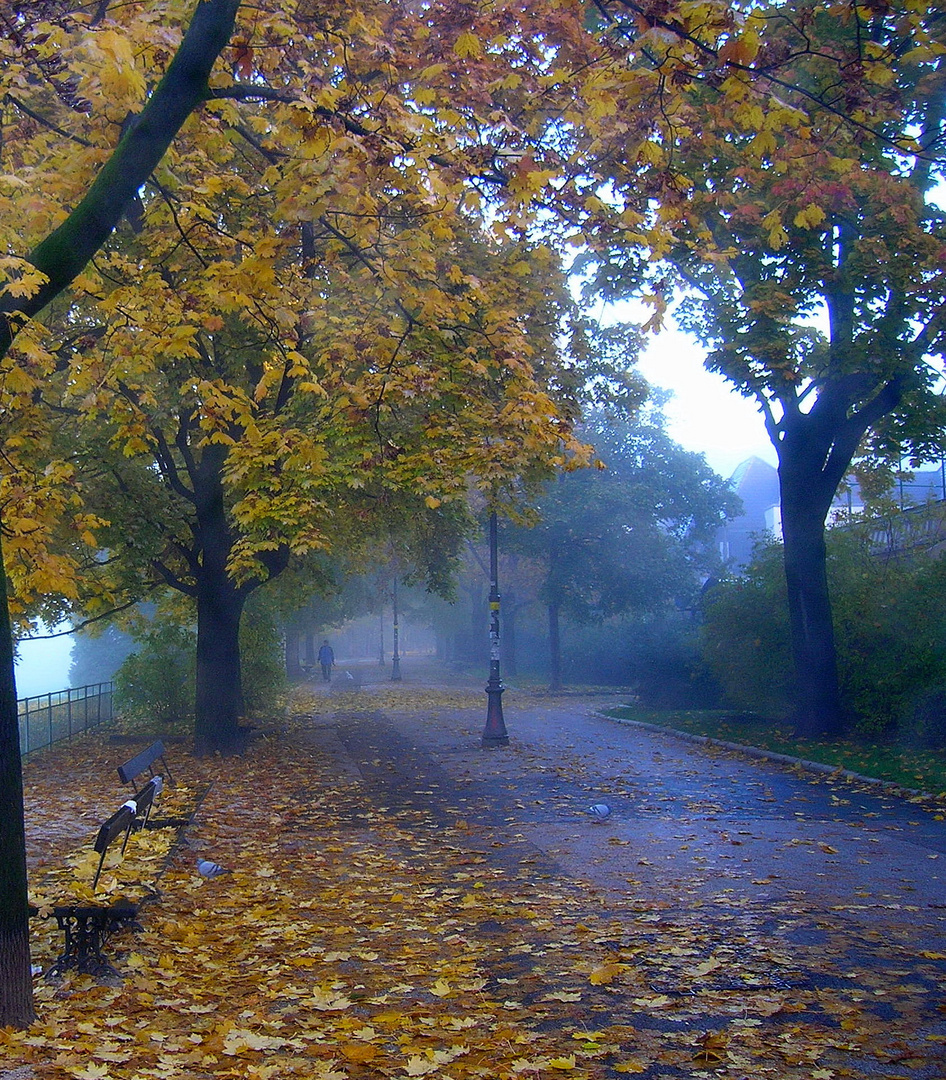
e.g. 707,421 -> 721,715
578,0 -> 946,733
503,409 -> 737,689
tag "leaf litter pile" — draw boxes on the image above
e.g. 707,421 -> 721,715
6,683 -> 946,1080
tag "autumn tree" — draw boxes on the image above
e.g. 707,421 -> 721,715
49,211 -> 587,748
0,0 -> 242,1032
581,0 -> 946,734
503,410 -> 736,691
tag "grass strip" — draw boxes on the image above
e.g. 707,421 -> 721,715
603,704 -> 946,798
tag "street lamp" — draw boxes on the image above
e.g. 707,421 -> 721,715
391,575 -> 401,681
482,510 -> 509,747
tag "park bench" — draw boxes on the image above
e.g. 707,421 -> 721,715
117,738 -> 173,790
30,741 -> 202,980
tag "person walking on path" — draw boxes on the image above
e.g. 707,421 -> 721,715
317,640 -> 335,682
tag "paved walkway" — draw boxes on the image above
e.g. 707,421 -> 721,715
316,659 -> 946,922
302,657 -> 946,1076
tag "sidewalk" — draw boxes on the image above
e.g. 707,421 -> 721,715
9,659 -> 946,1080
307,659 -> 946,1074
320,658 -> 946,920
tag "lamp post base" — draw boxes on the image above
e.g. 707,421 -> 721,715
482,681 -> 509,747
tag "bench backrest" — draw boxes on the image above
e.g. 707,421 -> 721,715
92,801 -> 138,889
118,740 -> 173,788
91,776 -> 164,890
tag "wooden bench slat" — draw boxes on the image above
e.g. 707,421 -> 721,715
117,740 -> 173,787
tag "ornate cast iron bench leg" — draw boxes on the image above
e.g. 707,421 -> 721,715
46,905 -> 139,980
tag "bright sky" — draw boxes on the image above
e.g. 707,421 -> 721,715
15,628 -> 73,699
604,303 -> 777,480
638,326 -> 777,479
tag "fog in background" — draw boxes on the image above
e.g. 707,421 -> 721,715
15,629 -> 73,699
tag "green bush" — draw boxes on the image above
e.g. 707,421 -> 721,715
830,536 -> 946,735
558,612 -> 722,708
699,542 -> 794,719
701,531 -> 946,736
239,599 -> 286,716
115,621 -> 196,727
907,685 -> 946,750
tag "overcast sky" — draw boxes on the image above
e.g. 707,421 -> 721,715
605,302 -> 776,479
637,327 -> 776,479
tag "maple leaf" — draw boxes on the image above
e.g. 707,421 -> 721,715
404,1055 -> 440,1076
341,1043 -> 379,1063
691,957 -> 722,978
589,963 -> 623,985
303,988 -> 353,1012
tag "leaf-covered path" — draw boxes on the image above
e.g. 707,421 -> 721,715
6,662 -> 946,1079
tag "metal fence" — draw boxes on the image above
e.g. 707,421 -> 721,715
18,682 -> 114,756
866,500 -> 946,559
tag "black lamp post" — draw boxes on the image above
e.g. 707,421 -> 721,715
482,510 -> 509,747
391,575 -> 401,681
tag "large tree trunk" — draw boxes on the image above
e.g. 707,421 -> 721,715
284,627 -> 302,680
778,457 -> 844,737
0,545 -> 36,1028
192,444 -> 246,755
548,601 -> 563,693
194,578 -> 247,755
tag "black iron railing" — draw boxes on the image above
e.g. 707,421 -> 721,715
18,683 -> 114,756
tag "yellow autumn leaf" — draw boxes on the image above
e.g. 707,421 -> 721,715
454,31 -> 482,58
549,1055 -> 577,1070
589,962 -> 623,985
692,957 -> 722,977
793,203 -> 827,229
404,1055 -> 440,1076
341,1043 -> 379,1063
762,209 -> 788,249
303,988 -> 353,1011
70,1065 -> 112,1080
631,994 -> 674,1008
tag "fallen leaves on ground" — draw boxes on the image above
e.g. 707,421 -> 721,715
6,684 -> 945,1080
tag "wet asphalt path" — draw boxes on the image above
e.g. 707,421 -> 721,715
298,667 -> 946,1076
319,685 -> 946,946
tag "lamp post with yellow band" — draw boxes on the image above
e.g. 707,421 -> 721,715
482,510 -> 509,747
